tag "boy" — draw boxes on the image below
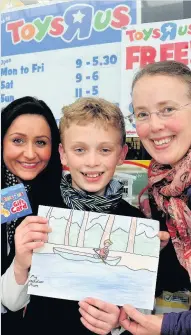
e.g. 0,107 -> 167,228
59,97 -> 142,217
58,97 -> 145,335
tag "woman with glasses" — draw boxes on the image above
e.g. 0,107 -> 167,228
120,60 -> 191,334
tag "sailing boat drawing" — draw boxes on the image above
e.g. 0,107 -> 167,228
53,247 -> 121,266
28,205 -> 160,309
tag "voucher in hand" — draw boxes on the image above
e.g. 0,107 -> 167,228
1,183 -> 32,224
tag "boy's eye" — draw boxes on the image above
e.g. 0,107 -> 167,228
36,140 -> 47,147
12,138 -> 24,144
101,148 -> 111,153
74,148 -> 85,153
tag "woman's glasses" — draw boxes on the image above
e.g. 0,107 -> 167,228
128,102 -> 191,123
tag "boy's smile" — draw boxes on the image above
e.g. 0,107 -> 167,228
81,172 -> 104,183
59,122 -> 127,196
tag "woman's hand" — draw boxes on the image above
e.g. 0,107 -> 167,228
119,305 -> 163,335
79,297 -> 120,335
158,231 -> 170,250
14,216 -> 51,284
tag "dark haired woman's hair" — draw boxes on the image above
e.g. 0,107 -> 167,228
132,60 -> 191,97
1,96 -> 63,208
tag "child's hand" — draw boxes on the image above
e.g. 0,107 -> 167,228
79,297 -> 120,335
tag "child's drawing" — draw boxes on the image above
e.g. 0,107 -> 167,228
28,206 -> 160,309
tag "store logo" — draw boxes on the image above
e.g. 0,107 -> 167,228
125,21 -> 191,42
6,4 -> 132,44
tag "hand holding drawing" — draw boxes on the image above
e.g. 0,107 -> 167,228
158,231 -> 170,250
79,297 -> 120,335
14,216 -> 51,284
119,304 -> 163,335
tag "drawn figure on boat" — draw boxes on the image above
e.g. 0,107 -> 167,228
94,239 -> 113,261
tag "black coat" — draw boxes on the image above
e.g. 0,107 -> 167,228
24,199 -> 144,335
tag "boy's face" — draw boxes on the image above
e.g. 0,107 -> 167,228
59,122 -> 127,196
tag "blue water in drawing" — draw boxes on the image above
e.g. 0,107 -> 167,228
30,253 -> 156,310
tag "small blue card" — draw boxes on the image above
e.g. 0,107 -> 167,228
1,184 -> 32,224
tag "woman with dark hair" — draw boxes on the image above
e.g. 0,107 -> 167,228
120,61 -> 191,334
1,96 -> 63,334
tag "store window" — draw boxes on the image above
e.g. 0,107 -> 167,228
141,0 -> 184,22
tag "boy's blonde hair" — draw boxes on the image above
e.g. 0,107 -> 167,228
59,97 -> 126,146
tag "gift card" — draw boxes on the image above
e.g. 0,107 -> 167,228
1,183 -> 32,224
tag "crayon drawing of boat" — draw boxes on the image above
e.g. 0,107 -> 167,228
53,247 -> 121,266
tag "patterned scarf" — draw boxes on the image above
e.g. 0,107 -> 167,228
60,174 -> 124,213
4,167 -> 31,249
139,149 -> 191,280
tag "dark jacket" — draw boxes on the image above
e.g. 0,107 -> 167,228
24,199 -> 144,335
161,311 -> 191,335
150,200 -> 191,297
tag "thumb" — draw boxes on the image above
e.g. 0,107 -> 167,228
122,305 -> 146,325
119,305 -> 147,334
